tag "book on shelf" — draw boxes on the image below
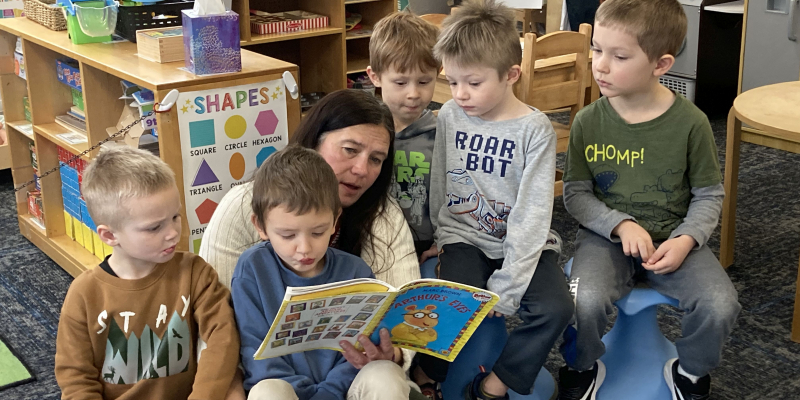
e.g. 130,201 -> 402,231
255,278 -> 499,362
68,106 -> 85,121
55,114 -> 87,135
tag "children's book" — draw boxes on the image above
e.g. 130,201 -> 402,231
255,279 -> 499,362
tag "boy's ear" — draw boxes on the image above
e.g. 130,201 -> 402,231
250,214 -> 269,241
653,54 -> 675,78
366,66 -> 382,87
97,225 -> 118,246
505,65 -> 522,85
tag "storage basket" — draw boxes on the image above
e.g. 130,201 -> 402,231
660,74 -> 696,103
115,0 -> 193,43
23,0 -> 68,31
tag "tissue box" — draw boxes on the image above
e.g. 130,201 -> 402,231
181,10 -> 241,75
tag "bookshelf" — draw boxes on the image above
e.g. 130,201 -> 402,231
0,17 -> 301,277
236,0 -> 397,95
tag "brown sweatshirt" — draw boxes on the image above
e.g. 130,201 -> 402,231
55,252 -> 240,400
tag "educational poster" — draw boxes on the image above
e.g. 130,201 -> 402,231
177,79 -> 288,253
0,0 -> 24,18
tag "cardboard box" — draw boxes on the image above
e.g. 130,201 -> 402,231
181,10 -> 241,75
137,27 -> 185,63
250,10 -> 329,35
56,59 -> 82,91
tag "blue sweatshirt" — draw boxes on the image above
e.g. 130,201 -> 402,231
231,242 -> 375,400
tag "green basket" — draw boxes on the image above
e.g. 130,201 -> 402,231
66,1 -> 111,44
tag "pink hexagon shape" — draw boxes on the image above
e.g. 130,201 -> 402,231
255,110 -> 279,136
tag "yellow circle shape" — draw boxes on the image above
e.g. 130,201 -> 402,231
229,152 -> 246,180
225,115 -> 247,139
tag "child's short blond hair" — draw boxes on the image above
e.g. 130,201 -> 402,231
369,11 -> 441,75
82,146 -> 176,228
434,0 -> 520,77
596,0 -> 687,62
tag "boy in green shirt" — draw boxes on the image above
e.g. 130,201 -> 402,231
556,1 -> 740,399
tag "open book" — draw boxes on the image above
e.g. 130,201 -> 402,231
255,279 -> 499,362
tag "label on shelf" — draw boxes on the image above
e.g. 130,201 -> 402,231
56,132 -> 88,145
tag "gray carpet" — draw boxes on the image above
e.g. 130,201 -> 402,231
0,114 -> 799,399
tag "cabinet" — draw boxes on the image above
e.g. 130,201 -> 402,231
0,17 -> 300,277
236,0 -> 397,95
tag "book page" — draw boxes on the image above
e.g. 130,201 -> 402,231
368,280 -> 499,362
254,291 -> 396,359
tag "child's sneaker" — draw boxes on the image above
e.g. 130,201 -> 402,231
464,371 -> 510,400
664,358 -> 711,400
557,360 -> 605,400
418,381 -> 443,400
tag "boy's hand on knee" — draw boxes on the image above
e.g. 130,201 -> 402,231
613,220 -> 655,260
419,244 -> 439,264
642,235 -> 696,274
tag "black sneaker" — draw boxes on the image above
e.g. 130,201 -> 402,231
664,358 -> 711,400
464,371 -> 510,400
418,381 -> 443,400
557,360 -> 606,400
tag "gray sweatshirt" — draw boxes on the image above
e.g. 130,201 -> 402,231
430,100 -> 562,315
392,109 -> 437,248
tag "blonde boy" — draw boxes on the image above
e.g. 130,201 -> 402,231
557,1 -> 740,399
367,12 -> 441,260
420,1 -> 571,399
55,146 -> 242,400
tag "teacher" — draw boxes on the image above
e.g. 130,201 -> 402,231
199,89 -> 421,399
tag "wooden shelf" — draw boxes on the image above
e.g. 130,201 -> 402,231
245,27 -> 343,46
18,214 -> 98,277
7,120 -> 34,140
34,123 -> 89,158
346,27 -> 373,40
345,0 -> 383,4
0,18 -> 296,91
0,143 -> 9,170
347,57 -> 369,74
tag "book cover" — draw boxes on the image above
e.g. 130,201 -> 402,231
254,279 -> 498,362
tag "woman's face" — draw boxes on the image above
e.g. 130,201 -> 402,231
316,124 -> 391,207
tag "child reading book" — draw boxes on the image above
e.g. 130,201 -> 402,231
231,145 -> 383,400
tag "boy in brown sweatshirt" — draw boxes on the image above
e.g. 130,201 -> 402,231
55,146 -> 242,400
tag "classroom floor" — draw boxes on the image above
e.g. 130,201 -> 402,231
1,114 -> 799,399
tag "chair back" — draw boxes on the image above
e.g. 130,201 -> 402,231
516,23 -> 592,123
418,13 -> 447,28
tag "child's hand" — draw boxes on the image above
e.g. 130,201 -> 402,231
488,311 -> 505,318
613,220 -> 656,260
419,244 -> 439,264
340,328 -> 395,369
643,235 -> 695,275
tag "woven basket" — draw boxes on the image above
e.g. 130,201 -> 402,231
24,0 -> 67,31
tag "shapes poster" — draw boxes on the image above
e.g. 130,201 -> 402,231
178,79 -> 288,252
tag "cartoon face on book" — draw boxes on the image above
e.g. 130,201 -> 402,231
391,304 -> 439,346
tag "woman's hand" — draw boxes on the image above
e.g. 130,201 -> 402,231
340,328 -> 397,369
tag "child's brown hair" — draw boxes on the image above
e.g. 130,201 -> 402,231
433,0 -> 521,77
250,144 -> 341,231
369,11 -> 441,76
595,0 -> 688,62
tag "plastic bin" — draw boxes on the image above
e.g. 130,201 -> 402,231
115,0 -> 194,42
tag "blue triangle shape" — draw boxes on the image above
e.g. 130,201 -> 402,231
192,159 -> 219,186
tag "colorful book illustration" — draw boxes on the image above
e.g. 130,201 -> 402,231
255,279 -> 499,362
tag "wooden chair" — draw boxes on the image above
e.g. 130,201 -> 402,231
515,23 -> 592,196
418,13 -> 448,28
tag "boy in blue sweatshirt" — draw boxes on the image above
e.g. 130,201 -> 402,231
231,145 -> 376,400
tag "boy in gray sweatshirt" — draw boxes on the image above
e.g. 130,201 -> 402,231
556,1 -> 740,400
367,12 -> 441,260
414,1 -> 573,399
